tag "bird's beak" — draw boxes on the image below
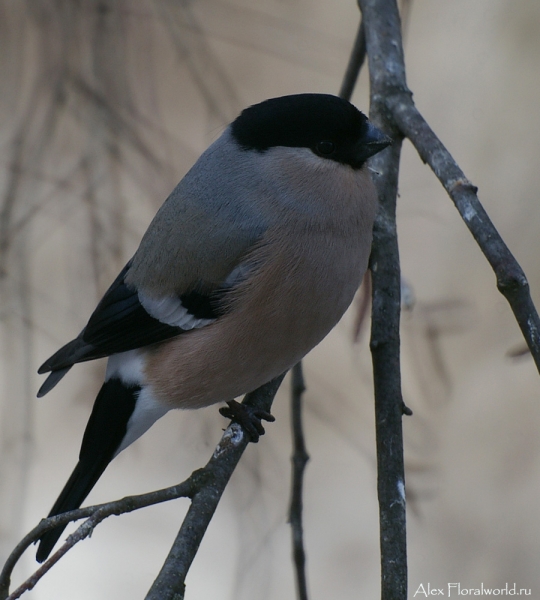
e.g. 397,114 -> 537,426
361,121 -> 393,160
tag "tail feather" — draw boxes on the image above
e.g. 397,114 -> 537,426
36,377 -> 139,562
35,458 -> 111,562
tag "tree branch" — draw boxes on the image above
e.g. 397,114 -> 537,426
0,375 -> 285,600
342,5 -> 411,598
360,2 -> 410,598
0,480 -> 196,600
145,374 -> 285,600
359,0 -> 540,598
388,99 -> 540,372
368,135 -> 408,599
361,0 -> 540,373
288,363 -> 310,600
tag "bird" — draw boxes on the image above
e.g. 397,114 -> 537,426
35,93 -> 391,562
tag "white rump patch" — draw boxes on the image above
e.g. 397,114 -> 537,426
138,291 -> 215,330
114,386 -> 170,456
105,350 -> 146,385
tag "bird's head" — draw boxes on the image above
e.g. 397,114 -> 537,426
231,93 -> 392,170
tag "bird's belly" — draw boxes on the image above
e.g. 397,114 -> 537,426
145,234 -> 367,409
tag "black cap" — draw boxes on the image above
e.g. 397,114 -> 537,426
231,94 -> 391,169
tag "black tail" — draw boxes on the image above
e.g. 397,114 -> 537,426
36,378 -> 139,562
36,457 -> 113,562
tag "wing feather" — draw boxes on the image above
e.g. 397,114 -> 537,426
37,257 -> 254,396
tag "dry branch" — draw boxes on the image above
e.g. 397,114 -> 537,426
0,480 -> 196,600
359,0 -> 540,598
390,100 -> 540,371
144,374 -> 285,600
361,0 -> 540,372
288,363 -> 310,600
0,375 -> 284,600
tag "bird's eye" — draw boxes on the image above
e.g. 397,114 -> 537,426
315,141 -> 335,155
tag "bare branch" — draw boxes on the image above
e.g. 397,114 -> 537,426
360,1 -> 409,598
361,0 -> 540,374
368,135 -> 409,600
0,376 -> 285,600
389,100 -> 540,373
0,476 -> 196,599
359,0 -> 540,597
145,374 -> 285,600
341,5 -> 412,597
288,363 -> 310,600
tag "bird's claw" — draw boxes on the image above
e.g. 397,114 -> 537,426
219,400 -> 275,442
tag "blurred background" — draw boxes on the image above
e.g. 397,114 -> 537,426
1,0 -> 540,597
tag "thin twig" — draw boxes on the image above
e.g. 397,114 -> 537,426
0,376 -> 284,600
144,374 -> 285,600
388,99 -> 540,373
1,479 -> 196,600
360,0 -> 540,372
288,363 -> 309,600
339,16 -> 366,101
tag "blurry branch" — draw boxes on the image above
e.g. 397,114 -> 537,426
288,363 -> 310,600
0,375 -> 284,600
339,18 -> 366,101
357,0 -> 540,598
282,21 -> 372,599
157,0 -> 240,123
283,24 -> 370,600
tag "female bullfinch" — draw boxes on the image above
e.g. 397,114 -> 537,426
35,93 -> 391,561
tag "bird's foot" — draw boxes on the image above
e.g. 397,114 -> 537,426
219,400 -> 275,443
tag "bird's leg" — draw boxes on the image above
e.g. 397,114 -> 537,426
219,400 -> 275,443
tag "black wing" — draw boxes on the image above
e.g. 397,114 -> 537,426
37,261 -> 228,396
